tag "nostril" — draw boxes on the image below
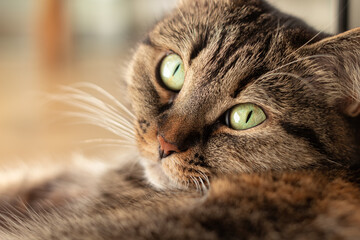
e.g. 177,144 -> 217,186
158,147 -> 174,159
157,135 -> 181,159
159,148 -> 176,159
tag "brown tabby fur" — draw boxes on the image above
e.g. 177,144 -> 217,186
1,0 -> 360,239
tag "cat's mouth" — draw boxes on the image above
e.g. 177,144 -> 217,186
140,158 -> 179,189
136,127 -> 210,190
140,153 -> 211,191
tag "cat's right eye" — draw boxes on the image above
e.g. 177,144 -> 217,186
159,54 -> 185,91
225,103 -> 266,130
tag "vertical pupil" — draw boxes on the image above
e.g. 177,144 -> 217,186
225,110 -> 230,126
246,110 -> 253,123
173,64 -> 180,76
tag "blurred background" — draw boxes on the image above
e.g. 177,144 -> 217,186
0,0 -> 359,164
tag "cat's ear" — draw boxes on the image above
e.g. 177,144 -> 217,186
305,28 -> 360,117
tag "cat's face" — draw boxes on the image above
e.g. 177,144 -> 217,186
128,0 -> 360,190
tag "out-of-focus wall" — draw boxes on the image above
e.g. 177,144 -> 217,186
350,0 -> 360,30
268,0 -> 338,34
269,0 -> 360,33
68,0 -> 177,59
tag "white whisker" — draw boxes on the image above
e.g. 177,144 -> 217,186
63,112 -> 135,139
186,179 -> 190,189
287,5 -> 341,60
62,93 -> 134,127
64,112 -> 135,140
60,97 -> 135,133
198,177 -> 207,193
288,31 -> 324,58
79,139 -> 136,149
58,87 -> 134,129
264,20 -> 284,61
70,82 -> 136,120
262,72 -> 315,92
262,54 -> 334,79
81,143 -> 136,149
190,176 -> 200,192
80,138 -> 135,145
197,170 -> 210,188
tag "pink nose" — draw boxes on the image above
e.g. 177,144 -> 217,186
157,135 -> 180,158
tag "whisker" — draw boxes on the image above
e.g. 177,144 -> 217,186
83,143 -> 136,150
262,54 -> 334,78
80,138 -> 135,145
287,6 -> 341,60
186,179 -> 190,189
58,85 -> 133,122
189,176 -> 196,191
70,82 -> 136,120
288,30 -> 324,58
198,177 -> 207,193
49,96 -> 135,136
57,87 -> 135,129
79,139 -> 136,149
262,72 -> 316,92
264,20 -> 284,61
190,176 -> 200,193
64,112 -> 135,139
58,97 -> 135,132
196,170 -> 210,188
64,112 -> 135,140
60,97 -> 135,133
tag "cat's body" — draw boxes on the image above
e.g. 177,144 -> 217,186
1,0 -> 360,239
1,166 -> 360,239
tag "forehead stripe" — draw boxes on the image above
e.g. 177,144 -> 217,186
231,65 -> 268,98
190,32 -> 209,62
142,34 -> 156,48
280,121 -> 336,163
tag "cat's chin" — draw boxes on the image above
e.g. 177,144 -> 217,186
140,158 -> 181,190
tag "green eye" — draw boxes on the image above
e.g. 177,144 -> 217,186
227,103 -> 266,130
160,54 -> 185,91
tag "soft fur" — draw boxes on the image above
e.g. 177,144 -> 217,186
130,0 -> 360,189
1,0 -> 360,239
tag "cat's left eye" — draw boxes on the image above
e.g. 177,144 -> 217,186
159,54 -> 185,91
225,103 -> 266,130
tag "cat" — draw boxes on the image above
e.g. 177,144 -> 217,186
1,0 -> 360,239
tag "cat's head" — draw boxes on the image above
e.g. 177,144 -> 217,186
128,0 -> 360,190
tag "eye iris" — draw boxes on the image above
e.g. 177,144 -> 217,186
160,54 -> 185,91
229,103 -> 266,130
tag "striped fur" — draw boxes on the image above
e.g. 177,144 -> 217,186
1,0 -> 360,239
129,0 -> 360,189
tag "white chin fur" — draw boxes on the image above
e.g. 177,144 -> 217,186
140,158 -> 177,190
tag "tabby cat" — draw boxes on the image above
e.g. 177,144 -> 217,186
1,0 -> 360,239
